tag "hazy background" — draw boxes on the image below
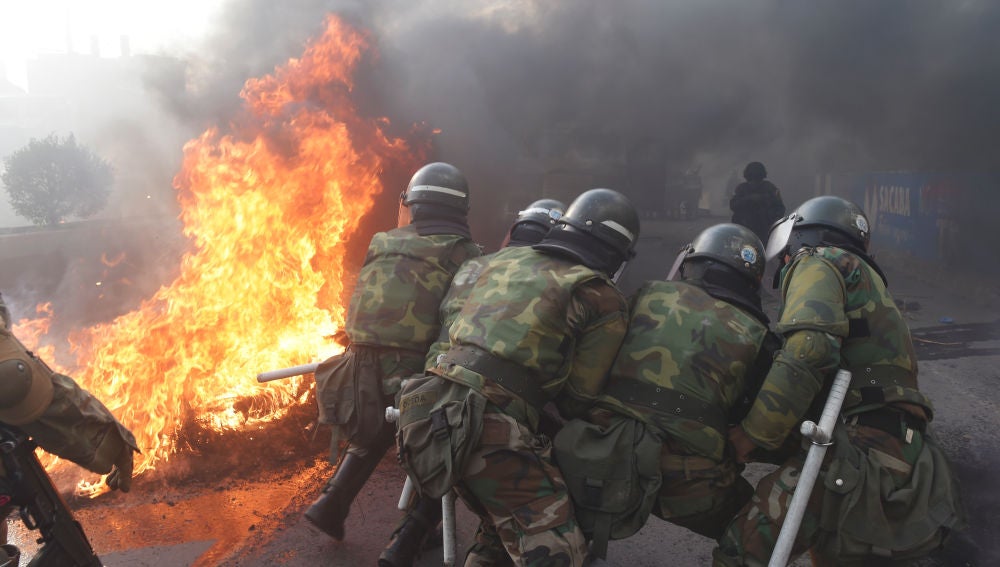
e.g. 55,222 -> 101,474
4,0 -> 999,224
1,0 -> 998,316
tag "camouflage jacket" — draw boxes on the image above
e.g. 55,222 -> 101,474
433,245 -> 628,428
425,253 -> 493,370
742,246 -> 932,449
345,224 -> 481,352
598,281 -> 772,461
0,294 -> 137,474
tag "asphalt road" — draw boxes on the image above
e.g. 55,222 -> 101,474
7,216 -> 999,567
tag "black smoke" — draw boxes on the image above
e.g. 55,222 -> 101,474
156,0 -> 1000,246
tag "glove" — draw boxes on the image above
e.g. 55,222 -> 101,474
727,424 -> 759,464
106,444 -> 136,493
88,424 -> 139,492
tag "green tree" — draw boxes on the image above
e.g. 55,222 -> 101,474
1,134 -> 114,225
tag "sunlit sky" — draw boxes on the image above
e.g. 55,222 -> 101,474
0,0 -> 225,89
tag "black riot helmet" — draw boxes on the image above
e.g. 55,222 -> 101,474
502,198 -> 566,248
667,223 -> 769,322
668,223 -> 765,285
534,188 -> 640,278
765,195 -> 871,262
401,162 -> 470,217
743,161 -> 767,182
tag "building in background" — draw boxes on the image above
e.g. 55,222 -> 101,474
0,38 -> 190,227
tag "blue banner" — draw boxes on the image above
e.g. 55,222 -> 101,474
832,171 -> 996,267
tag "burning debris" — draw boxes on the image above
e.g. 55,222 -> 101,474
13,15 -> 428,486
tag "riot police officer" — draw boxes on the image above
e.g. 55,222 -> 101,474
579,224 -> 781,550
304,162 -> 481,548
716,196 -> 966,566
379,198 -> 565,567
395,188 -> 639,566
729,161 -> 785,243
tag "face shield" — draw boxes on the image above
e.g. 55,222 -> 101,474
666,244 -> 694,281
765,213 -> 800,262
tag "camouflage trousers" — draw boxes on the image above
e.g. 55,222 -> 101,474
654,443 -> 753,540
714,422 -> 943,567
455,411 -> 588,567
463,519 -> 515,567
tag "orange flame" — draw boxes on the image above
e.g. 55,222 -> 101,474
12,303 -> 60,366
19,16 -> 426,480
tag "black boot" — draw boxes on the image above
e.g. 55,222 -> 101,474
378,495 -> 443,567
303,451 -> 382,541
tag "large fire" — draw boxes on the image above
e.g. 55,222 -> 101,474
12,16 -> 426,481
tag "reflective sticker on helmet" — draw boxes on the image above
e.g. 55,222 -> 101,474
740,245 -> 758,264
517,206 -> 550,218
854,214 -> 869,234
408,185 -> 468,197
600,219 -> 635,242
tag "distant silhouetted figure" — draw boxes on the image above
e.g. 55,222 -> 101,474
729,162 -> 785,243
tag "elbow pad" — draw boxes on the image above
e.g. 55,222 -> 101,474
741,330 -> 839,449
0,337 -> 54,425
782,329 -> 841,371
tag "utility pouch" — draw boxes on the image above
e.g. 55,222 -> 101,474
314,347 -> 386,450
819,424 -> 967,561
553,415 -> 662,559
396,376 -> 487,499
314,351 -> 353,426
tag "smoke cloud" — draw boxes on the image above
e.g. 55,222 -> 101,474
155,0 -> 999,245
7,0 -> 999,327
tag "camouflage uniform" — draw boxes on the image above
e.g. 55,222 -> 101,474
317,223 -> 480,461
306,220 -> 480,548
423,245 -> 629,567
595,280 -> 777,539
715,247 -> 965,566
0,293 -> 137,475
0,293 -> 138,556
424,253 -> 491,371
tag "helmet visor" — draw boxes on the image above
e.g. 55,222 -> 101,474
765,214 -> 798,262
666,245 -> 692,281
